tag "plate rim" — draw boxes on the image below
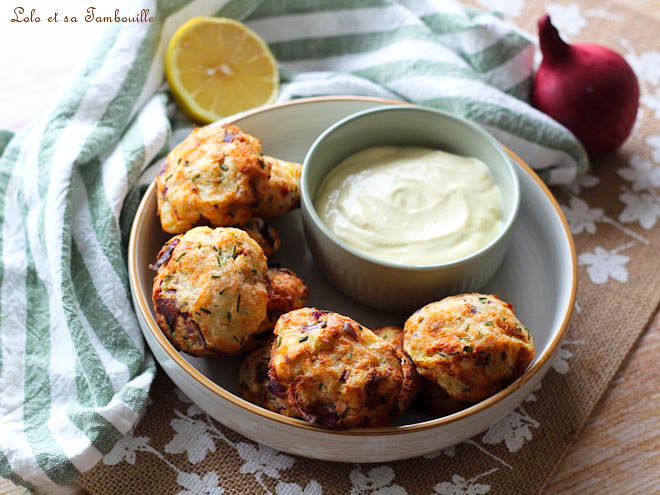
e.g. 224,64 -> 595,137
128,95 -> 577,436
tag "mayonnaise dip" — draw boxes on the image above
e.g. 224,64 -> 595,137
314,146 -> 503,266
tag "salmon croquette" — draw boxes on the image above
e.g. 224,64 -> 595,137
155,123 -> 301,234
269,308 -> 408,428
374,328 -> 471,418
239,337 -> 300,418
403,294 -> 535,402
242,267 -> 310,352
263,268 -> 309,320
151,226 -> 268,356
372,326 -> 420,414
241,217 -> 281,258
256,156 -> 302,218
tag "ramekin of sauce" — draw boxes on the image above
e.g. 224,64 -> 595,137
301,105 -> 520,312
314,146 -> 503,266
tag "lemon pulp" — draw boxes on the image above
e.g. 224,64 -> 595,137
165,17 -> 279,123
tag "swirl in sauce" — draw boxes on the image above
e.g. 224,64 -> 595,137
314,146 -> 503,266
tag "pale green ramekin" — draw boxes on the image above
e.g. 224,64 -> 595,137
301,105 -> 520,312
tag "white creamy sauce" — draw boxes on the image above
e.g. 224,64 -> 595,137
314,146 -> 503,266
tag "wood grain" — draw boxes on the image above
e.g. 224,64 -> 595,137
1,2 -> 659,493
545,311 -> 660,494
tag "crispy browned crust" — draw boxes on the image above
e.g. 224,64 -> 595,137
373,326 -> 420,414
404,293 -> 535,402
154,293 -> 210,357
240,217 -> 281,257
241,267 -> 310,353
265,267 -> 309,314
269,308 -> 406,429
239,337 -> 300,418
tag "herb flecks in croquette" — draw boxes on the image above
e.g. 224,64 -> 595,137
270,308 -> 408,428
403,293 -> 535,403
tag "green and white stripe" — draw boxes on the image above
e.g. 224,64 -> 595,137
249,1 -> 587,180
0,0 -> 587,489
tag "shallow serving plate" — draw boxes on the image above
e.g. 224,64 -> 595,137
128,96 -> 576,462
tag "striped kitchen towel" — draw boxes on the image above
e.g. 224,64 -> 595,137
0,0 -> 587,490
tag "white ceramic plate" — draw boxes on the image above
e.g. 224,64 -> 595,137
129,96 -> 576,462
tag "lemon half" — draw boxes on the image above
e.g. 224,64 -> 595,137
165,17 -> 279,123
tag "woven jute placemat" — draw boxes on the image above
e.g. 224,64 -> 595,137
77,1 -> 660,493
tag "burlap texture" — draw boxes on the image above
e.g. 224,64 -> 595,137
77,1 -> 660,493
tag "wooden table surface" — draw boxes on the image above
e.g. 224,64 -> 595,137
1,2 -> 658,494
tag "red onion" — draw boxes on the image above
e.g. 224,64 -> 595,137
532,15 -> 639,156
